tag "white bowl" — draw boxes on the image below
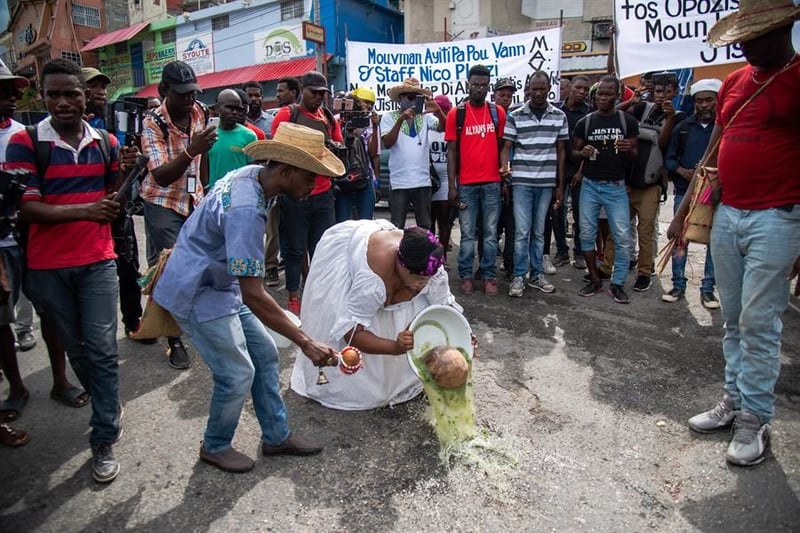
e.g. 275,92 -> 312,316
266,310 -> 301,348
407,305 -> 473,379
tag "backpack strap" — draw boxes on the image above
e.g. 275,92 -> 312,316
96,128 -> 112,177
676,119 -> 690,160
488,102 -> 499,132
616,110 -> 627,137
25,125 -> 51,180
456,103 -> 466,138
288,103 -> 299,124
583,111 -> 594,140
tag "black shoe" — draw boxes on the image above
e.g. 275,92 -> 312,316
262,433 -> 323,456
661,288 -> 685,303
91,443 -> 120,483
578,280 -> 603,297
264,267 -> 280,287
583,270 -> 611,282
167,340 -> 191,370
633,274 -> 652,292
16,331 -> 36,352
610,283 -> 630,304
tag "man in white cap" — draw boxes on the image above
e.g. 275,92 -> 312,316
154,122 -> 343,473
668,0 -> 800,467
662,78 -> 722,307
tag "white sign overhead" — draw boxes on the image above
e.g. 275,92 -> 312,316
346,28 -> 562,113
177,31 -> 214,76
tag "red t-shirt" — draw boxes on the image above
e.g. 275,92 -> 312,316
444,102 -> 506,185
716,59 -> 800,210
245,122 -> 266,140
271,105 -> 343,195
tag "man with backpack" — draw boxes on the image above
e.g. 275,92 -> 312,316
140,60 -> 217,370
6,58 -> 138,482
270,70 -> 342,315
446,64 -> 507,296
572,75 -> 639,303
662,79 -> 721,308
608,72 -> 685,293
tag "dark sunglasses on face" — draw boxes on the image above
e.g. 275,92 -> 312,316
0,87 -> 24,99
222,104 -> 246,113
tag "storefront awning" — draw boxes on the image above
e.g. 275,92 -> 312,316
134,56 -> 328,97
80,22 -> 150,52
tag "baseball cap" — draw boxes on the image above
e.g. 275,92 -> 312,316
300,71 -> 330,92
494,78 -> 516,92
161,61 -> 201,94
82,67 -> 111,85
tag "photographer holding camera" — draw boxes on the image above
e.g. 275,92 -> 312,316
332,86 -> 380,222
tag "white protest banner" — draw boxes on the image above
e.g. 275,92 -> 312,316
346,28 -> 562,114
614,0 -> 746,78
177,31 -> 214,76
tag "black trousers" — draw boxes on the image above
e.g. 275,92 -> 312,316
112,216 -> 143,332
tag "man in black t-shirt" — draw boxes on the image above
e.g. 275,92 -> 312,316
572,76 -> 639,303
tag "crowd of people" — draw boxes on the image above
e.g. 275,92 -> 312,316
0,0 -> 798,481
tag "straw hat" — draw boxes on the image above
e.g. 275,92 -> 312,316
707,0 -> 800,47
243,122 -> 345,177
387,77 -> 431,102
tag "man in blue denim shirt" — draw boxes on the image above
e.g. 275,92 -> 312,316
154,123 -> 343,473
662,79 -> 721,308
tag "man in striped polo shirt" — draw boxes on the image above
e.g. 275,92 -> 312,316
501,71 -> 569,297
7,58 -> 132,483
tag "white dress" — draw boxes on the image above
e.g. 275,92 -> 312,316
290,219 -> 460,410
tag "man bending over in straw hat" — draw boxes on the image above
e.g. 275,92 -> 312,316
153,123 -> 344,473
668,0 -> 800,467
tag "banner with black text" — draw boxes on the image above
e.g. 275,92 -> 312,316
346,28 -> 562,114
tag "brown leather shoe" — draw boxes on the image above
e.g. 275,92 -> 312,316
262,433 -> 322,456
199,446 -> 255,473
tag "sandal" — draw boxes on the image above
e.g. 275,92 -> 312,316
0,423 -> 30,447
0,390 -> 30,421
50,386 -> 90,408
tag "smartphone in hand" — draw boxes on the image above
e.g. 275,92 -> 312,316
414,94 -> 425,114
207,117 -> 220,128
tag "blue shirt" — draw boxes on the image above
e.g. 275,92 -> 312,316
663,115 -> 714,195
154,165 -> 273,321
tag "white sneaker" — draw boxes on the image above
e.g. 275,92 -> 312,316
528,274 -> 555,293
542,255 -> 557,275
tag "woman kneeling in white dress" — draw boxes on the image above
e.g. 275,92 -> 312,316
291,220 -> 459,410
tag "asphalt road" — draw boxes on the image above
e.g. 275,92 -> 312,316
1,200 -> 798,532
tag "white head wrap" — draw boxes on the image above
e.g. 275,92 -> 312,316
690,79 -> 723,97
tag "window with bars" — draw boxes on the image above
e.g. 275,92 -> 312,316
61,51 -> 83,65
280,0 -> 304,20
72,4 -> 101,28
162,28 -> 176,44
211,15 -> 229,31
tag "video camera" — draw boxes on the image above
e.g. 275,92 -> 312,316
332,96 -> 371,129
0,169 -> 32,240
108,97 -> 149,149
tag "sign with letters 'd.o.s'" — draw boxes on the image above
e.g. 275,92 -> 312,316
346,28 -> 562,114
613,0 -> 748,78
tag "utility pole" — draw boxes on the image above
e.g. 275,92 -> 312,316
313,0 -> 325,78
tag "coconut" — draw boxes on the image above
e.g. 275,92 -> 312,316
423,345 -> 468,389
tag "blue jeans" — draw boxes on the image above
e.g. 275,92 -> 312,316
457,182 -> 501,280
711,203 -> 800,423
177,305 -> 290,453
335,179 -> 375,223
579,178 -> 631,286
671,193 -> 715,293
24,260 -> 121,445
512,185 -> 553,278
281,189 -> 335,292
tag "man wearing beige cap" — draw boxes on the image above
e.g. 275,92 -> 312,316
154,123 -> 342,473
669,0 -> 800,467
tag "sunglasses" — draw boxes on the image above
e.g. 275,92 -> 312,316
0,87 -> 24,99
222,104 -> 246,113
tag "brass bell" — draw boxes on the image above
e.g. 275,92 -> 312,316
316,367 -> 329,385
